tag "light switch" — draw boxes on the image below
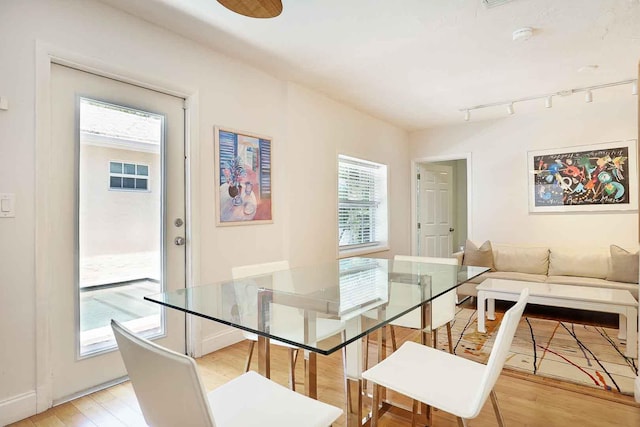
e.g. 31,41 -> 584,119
0,193 -> 15,217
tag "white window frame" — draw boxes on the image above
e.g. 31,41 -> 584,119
108,161 -> 151,192
338,154 -> 389,257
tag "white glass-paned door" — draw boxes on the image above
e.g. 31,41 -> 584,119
49,64 -> 186,403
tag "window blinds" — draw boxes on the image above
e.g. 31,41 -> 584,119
338,156 -> 384,249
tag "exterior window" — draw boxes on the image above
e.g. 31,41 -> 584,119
338,155 -> 388,254
109,161 -> 149,191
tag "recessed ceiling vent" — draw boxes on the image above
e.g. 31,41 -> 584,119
483,0 -> 516,8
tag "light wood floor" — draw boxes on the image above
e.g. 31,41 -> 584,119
10,329 -> 640,427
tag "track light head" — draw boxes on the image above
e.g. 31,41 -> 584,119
464,110 -> 470,121
507,103 -> 514,115
545,96 -> 552,108
585,90 -> 593,103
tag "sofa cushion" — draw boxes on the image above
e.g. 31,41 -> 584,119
606,245 -> 639,284
548,247 -> 609,279
462,240 -> 495,271
547,275 -> 638,300
493,244 -> 549,275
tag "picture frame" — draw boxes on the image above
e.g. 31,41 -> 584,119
527,139 -> 637,213
214,126 -> 273,226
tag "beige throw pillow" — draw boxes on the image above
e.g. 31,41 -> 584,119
462,240 -> 495,272
606,245 -> 639,284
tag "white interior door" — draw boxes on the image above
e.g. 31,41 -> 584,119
49,64 -> 186,402
418,164 -> 453,257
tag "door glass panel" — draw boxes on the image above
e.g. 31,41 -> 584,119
79,97 -> 164,357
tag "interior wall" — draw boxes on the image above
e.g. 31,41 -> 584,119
410,95 -> 638,250
0,0 -> 410,423
284,83 -> 411,267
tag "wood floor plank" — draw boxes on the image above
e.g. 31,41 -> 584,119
49,402 -> 96,427
10,339 -> 640,427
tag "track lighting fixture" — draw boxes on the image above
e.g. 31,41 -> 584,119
585,90 -> 593,103
507,103 -> 514,115
460,78 -> 637,121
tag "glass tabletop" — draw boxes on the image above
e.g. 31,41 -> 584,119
145,257 -> 488,355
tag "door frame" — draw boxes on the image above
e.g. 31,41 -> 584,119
34,41 -> 201,411
410,153 -> 473,256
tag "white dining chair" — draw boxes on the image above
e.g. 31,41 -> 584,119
362,288 -> 529,427
365,255 -> 459,364
111,319 -> 343,427
392,255 -> 459,352
232,260 -> 344,391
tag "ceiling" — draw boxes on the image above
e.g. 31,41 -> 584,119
100,0 -> 640,130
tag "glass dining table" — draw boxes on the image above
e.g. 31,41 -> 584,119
145,257 -> 488,426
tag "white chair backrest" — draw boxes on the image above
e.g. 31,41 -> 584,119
231,260 -> 290,279
470,288 -> 529,417
393,255 -> 458,329
111,320 -> 216,427
232,261 -> 292,339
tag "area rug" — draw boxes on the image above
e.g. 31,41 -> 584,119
433,308 -> 638,395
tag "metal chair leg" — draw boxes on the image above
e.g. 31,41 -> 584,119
364,334 -> 369,370
389,325 -> 397,352
411,399 -> 419,427
490,390 -> 506,427
245,340 -> 255,372
289,348 -> 298,391
371,383 -> 381,427
457,417 -> 468,427
446,322 -> 454,354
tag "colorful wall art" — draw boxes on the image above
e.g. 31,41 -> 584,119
528,140 -> 637,213
214,127 -> 273,225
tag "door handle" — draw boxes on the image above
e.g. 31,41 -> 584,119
449,228 -> 455,232
174,236 -> 186,246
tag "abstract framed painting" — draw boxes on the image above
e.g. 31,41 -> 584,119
214,126 -> 273,226
528,139 -> 637,213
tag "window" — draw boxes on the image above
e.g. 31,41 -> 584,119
109,161 -> 149,191
338,155 -> 388,254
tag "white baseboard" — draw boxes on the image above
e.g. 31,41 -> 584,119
635,376 -> 640,403
0,391 -> 37,426
201,328 -> 245,356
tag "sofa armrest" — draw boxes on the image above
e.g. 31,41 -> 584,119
453,251 -> 464,266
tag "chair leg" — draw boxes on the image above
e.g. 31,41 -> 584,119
389,325 -> 397,352
371,383 -> 381,427
411,399 -> 419,427
364,335 -> 369,369
288,348 -> 298,391
432,328 -> 438,349
457,417 -> 468,427
490,390 -> 506,427
245,340 -> 255,372
446,322 -> 454,354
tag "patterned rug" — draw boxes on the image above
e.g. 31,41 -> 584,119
436,307 -> 638,395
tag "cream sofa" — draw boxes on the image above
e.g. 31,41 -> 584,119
454,243 -> 639,300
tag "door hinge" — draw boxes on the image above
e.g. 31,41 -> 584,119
417,223 -> 421,230
417,173 -> 420,180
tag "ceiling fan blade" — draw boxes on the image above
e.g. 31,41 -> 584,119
217,0 -> 283,18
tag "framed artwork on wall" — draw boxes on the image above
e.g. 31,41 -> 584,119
528,139 -> 638,213
214,126 -> 273,226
